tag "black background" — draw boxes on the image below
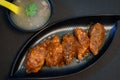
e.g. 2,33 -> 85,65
0,0 -> 120,80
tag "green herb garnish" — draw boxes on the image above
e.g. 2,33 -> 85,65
25,2 -> 38,17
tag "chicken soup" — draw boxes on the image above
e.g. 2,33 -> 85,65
10,0 -> 51,31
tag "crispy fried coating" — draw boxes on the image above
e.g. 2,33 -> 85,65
25,39 -> 50,73
75,28 -> 89,60
62,34 -> 79,64
89,23 -> 105,55
46,35 -> 63,67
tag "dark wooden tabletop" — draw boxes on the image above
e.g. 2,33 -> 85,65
0,0 -> 120,80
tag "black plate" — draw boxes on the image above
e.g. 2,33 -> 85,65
9,16 -> 120,79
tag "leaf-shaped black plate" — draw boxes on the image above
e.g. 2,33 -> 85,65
9,16 -> 120,80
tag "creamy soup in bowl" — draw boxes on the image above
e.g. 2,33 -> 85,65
7,0 -> 52,32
